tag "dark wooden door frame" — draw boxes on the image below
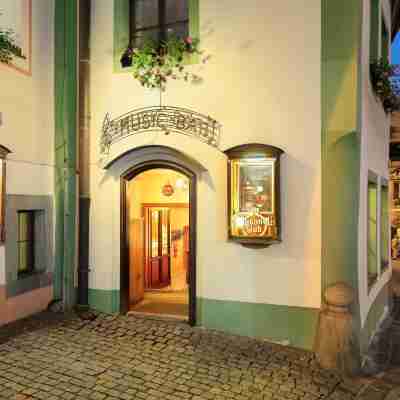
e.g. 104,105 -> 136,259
120,160 -> 197,326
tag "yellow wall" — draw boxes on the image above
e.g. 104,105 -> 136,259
0,1 -> 54,196
89,0 -> 322,310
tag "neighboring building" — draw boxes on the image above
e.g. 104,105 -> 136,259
0,0 -> 398,371
0,1 -> 54,325
389,41 -> 400,295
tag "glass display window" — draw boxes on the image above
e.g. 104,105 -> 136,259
225,144 -> 284,247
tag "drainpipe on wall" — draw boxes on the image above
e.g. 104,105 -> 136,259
54,0 -> 78,310
77,0 -> 91,310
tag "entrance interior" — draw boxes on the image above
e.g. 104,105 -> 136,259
126,168 -> 190,319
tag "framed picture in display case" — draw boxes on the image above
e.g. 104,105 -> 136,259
225,143 -> 284,247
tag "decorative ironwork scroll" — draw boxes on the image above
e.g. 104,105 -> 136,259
100,106 -> 222,155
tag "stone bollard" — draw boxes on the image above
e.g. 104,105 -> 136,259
314,282 -> 360,376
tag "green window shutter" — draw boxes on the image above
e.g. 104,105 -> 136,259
370,0 -> 380,62
114,0 -> 130,73
187,0 -> 200,64
113,0 -> 200,73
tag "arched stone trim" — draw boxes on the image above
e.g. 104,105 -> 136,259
103,145 -> 208,175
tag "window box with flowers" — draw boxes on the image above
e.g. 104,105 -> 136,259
0,27 -> 25,65
120,35 -> 207,90
370,59 -> 400,114
114,0 -> 204,89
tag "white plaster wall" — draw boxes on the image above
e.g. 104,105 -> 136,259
89,0 -> 322,308
0,0 -> 55,285
128,170 -> 190,209
359,0 -> 392,327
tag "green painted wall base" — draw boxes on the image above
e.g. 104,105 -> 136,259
88,289 -> 120,314
197,297 -> 319,350
87,290 -> 319,350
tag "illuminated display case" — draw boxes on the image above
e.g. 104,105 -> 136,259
225,143 -> 284,247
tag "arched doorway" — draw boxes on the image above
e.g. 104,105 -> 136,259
120,160 -> 197,325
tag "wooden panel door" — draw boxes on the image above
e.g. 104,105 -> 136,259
183,225 -> 190,284
146,208 -> 171,289
129,218 -> 144,305
160,209 -> 171,286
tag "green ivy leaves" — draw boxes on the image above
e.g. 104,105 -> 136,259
0,28 -> 25,65
370,58 -> 400,114
121,36 -> 207,91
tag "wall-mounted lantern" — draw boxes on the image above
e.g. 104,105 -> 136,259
0,145 -> 11,243
225,143 -> 284,247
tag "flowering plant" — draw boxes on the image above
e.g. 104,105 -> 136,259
0,27 -> 25,64
370,58 -> 400,114
120,36 -> 207,91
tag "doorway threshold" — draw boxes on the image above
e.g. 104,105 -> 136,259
126,310 -> 188,322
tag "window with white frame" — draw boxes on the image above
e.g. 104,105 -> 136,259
368,172 -> 390,292
381,179 -> 389,274
368,172 -> 378,290
370,0 -> 390,62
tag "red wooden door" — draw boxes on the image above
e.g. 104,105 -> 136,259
147,208 -> 171,289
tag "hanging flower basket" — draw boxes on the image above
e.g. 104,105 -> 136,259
370,58 -> 400,114
120,36 -> 208,91
0,28 -> 25,64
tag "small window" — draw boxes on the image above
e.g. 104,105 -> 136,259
368,175 -> 378,290
17,211 -> 35,277
381,180 -> 389,273
129,0 -> 189,47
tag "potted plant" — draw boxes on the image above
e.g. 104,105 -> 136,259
370,58 -> 400,114
0,24 -> 25,64
120,36 -> 208,91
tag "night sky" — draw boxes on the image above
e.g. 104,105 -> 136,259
393,32 -> 400,64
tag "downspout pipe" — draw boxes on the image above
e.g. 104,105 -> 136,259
77,0 -> 91,309
54,0 -> 78,309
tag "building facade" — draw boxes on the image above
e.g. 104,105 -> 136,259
0,0 -> 54,325
0,0 -> 397,369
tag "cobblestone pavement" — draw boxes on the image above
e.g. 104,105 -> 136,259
0,312 -> 398,400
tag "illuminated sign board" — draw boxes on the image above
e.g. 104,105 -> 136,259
225,144 -> 284,247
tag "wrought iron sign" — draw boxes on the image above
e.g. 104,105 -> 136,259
225,143 -> 284,247
100,106 -> 222,155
